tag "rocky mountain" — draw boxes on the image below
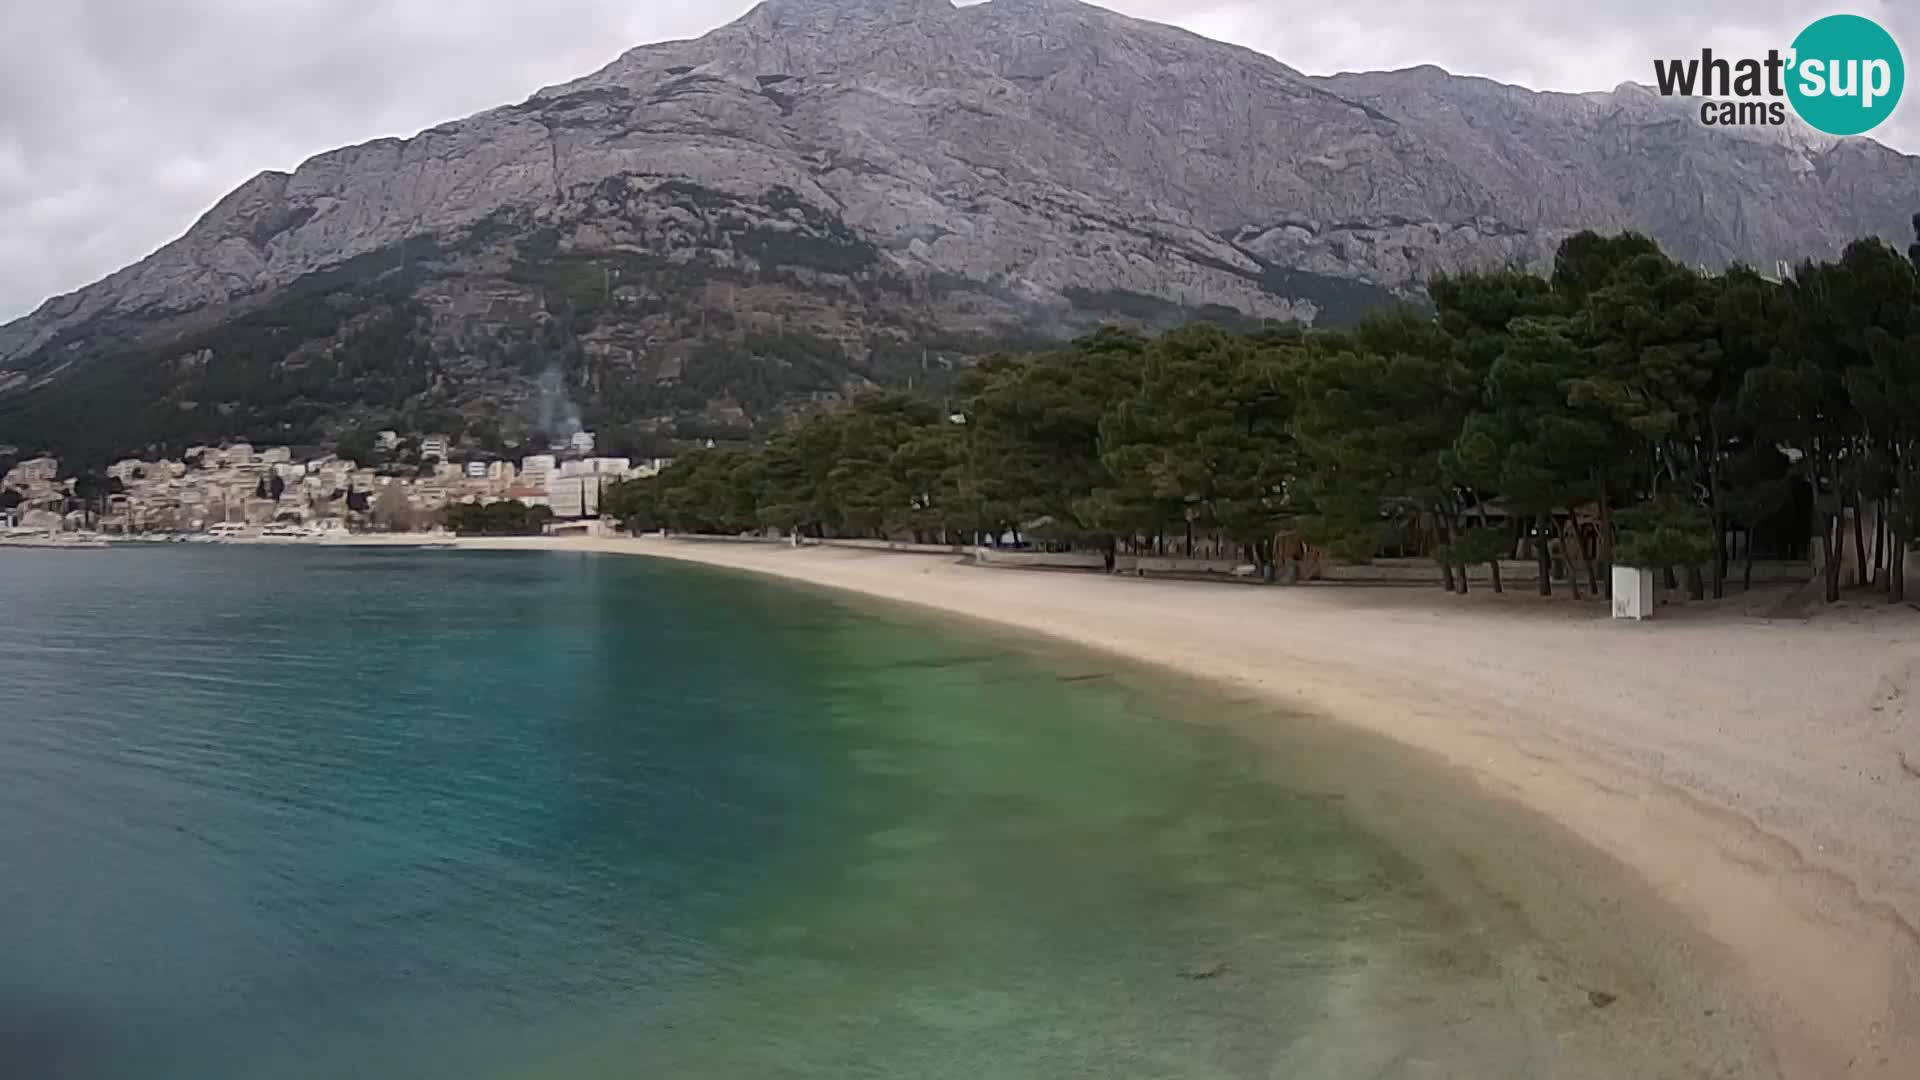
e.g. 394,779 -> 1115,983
5,0 -> 1919,464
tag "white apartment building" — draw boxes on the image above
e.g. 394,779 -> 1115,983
548,474 -> 602,519
569,430 -> 597,455
420,435 -> 450,462
3,457 -> 60,491
520,454 -> 557,487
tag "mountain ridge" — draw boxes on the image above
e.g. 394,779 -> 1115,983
4,0 -> 1918,460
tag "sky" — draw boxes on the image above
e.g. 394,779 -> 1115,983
2,0 -> 1916,324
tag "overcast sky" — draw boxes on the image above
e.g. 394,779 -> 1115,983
3,0 -> 1915,323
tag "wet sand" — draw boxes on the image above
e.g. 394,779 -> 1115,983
450,535 -> 1920,1077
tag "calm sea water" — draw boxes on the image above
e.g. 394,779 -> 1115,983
0,548 -> 1761,1079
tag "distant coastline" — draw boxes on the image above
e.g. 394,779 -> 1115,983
436,533 -> 1920,1079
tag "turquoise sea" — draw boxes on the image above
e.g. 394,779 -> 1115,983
0,548 -> 1767,1078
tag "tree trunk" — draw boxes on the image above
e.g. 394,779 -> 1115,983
1809,460 -> 1836,604
1720,511 -> 1735,595
1444,506 -> 1469,594
1708,442 -> 1727,600
1852,497 -> 1869,589
1877,499 -> 1890,590
1743,528 -> 1756,593
1892,527 -> 1907,604
1581,526 -> 1600,597
1824,513 -> 1843,605
1535,514 -> 1553,598
1685,562 -> 1705,602
1441,498 -> 1471,596
1663,565 -> 1679,593
1563,520 -> 1586,601
1490,557 -> 1504,594
1889,538 -> 1904,607
1826,458 -> 1846,604
1597,467 -> 1615,600
1430,509 -> 1455,592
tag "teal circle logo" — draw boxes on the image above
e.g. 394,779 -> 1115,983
1787,14 -> 1904,136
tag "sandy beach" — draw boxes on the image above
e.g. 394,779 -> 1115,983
434,534 -> 1920,1076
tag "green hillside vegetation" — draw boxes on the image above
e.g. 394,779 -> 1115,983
0,232 -> 1080,470
0,245 -> 439,466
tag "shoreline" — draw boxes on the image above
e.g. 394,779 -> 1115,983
452,534 -> 1918,1077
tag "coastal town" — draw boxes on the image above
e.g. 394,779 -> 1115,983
0,430 -> 673,539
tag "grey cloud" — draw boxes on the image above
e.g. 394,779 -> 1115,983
3,0 -> 1916,323
0,0 -> 759,323
1133,0 -> 1920,148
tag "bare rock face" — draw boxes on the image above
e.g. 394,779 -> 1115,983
3,0 -> 1918,449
